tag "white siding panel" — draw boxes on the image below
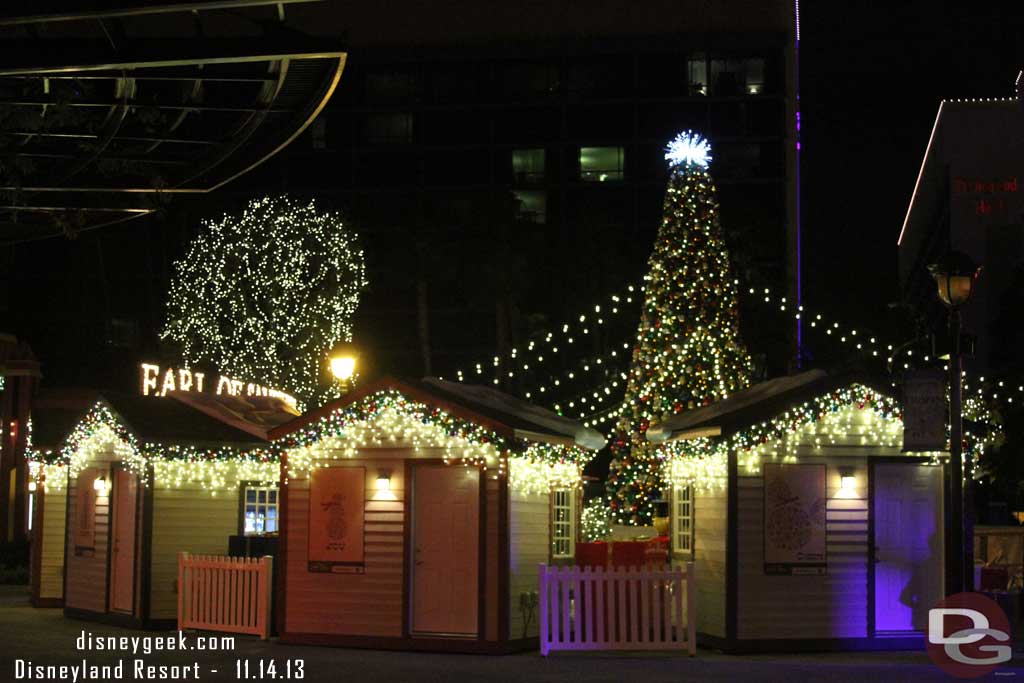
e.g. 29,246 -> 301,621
150,485 -> 242,619
508,490 -> 548,639
737,458 -> 869,640
39,488 -> 67,600
692,485 -> 727,638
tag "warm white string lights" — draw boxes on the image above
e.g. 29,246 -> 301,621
661,385 -> 954,489
281,389 -> 594,495
162,195 -> 368,408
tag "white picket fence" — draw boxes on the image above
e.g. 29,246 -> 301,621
177,553 -> 273,640
539,562 -> 695,656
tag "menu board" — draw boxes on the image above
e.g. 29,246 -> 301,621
763,463 -> 827,575
308,467 -> 365,572
902,369 -> 947,452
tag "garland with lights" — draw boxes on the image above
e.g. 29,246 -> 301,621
660,383 -> 999,490
607,132 -> 753,525
282,389 -> 594,493
52,402 -> 279,492
24,419 -> 70,492
162,196 -> 367,408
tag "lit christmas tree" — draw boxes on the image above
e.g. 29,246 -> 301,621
162,196 -> 367,407
607,132 -> 753,525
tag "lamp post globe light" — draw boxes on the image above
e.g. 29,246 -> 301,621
928,250 -> 981,595
328,342 -> 359,392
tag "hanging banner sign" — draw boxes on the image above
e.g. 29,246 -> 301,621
308,467 -> 365,573
764,463 -> 827,575
139,363 -> 297,408
902,369 -> 947,452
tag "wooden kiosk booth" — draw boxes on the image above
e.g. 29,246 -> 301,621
269,377 -> 604,653
62,393 -> 279,628
648,370 -> 966,652
26,389 -> 99,607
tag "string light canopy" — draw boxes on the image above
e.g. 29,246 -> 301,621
163,195 -> 368,409
442,272 -> 896,425
273,379 -> 599,496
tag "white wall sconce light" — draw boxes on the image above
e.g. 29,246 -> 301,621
839,468 -> 856,493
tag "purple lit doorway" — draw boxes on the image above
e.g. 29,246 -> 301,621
872,463 -> 944,633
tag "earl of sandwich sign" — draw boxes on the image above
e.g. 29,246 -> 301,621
138,362 -> 298,409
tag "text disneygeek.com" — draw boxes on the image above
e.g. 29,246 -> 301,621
13,630 -> 249,681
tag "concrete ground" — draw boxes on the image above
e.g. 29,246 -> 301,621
2,586 -> 1024,682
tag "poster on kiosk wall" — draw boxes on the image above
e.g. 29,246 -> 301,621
308,467 -> 366,573
763,463 -> 827,575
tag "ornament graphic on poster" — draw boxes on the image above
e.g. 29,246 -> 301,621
764,463 -> 826,575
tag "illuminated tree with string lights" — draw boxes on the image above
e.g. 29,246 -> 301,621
162,196 -> 367,407
607,132 -> 753,525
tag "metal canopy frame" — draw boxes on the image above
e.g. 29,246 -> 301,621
0,0 -> 344,245
0,1 -> 319,26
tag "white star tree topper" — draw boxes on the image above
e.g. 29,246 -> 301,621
664,131 -> 711,169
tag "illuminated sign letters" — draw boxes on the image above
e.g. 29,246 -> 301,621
140,363 -> 297,408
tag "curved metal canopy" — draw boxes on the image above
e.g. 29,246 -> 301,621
0,0 -> 345,244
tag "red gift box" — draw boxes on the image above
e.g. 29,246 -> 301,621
611,540 -> 647,568
575,541 -> 609,568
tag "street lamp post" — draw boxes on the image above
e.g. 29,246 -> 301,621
328,342 -> 359,394
928,251 -> 981,595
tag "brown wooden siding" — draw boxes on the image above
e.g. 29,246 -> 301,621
736,457 -> 869,639
283,453 -> 408,637
507,489 -> 547,639
282,448 -> 510,642
65,463 -> 112,613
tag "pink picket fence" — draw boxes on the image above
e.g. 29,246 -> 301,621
539,562 -> 695,656
177,553 -> 273,640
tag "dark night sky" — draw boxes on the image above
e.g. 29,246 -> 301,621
802,1 -> 1023,342
6,0 -> 1024,391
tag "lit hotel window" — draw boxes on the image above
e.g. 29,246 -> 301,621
745,58 -> 766,95
580,147 -> 624,182
512,148 -> 545,184
363,113 -> 413,144
513,190 -> 546,224
711,57 -> 766,96
687,55 -> 708,95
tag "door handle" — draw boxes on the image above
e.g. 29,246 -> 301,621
873,546 -> 880,564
